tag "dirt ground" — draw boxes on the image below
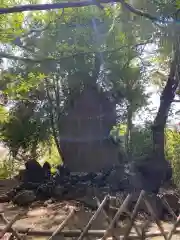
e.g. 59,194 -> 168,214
0,179 -> 180,239
1,201 -> 179,239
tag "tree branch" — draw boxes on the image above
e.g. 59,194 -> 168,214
0,0 -> 111,14
0,40 -> 152,62
118,0 -> 159,22
0,0 -> 159,24
11,8 -> 65,50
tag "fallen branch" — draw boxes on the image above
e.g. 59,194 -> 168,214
48,207 -> 75,240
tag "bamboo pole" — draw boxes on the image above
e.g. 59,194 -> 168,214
0,212 -> 24,239
141,219 -> 150,240
95,197 -> 118,240
107,206 -> 142,238
0,213 -> 23,240
101,194 -> 132,240
77,195 -> 109,240
72,214 -> 91,240
1,226 -> 180,239
48,207 -> 75,240
167,215 -> 180,240
123,190 -> 144,240
161,197 -> 177,220
143,194 -> 168,240
0,227 -> 107,237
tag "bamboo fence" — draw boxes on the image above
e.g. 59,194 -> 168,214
0,190 -> 180,239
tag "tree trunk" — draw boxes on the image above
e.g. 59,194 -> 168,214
152,49 -> 179,159
151,10 -> 180,160
45,79 -> 65,162
126,104 -> 133,160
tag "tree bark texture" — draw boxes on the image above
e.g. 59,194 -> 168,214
152,29 -> 180,159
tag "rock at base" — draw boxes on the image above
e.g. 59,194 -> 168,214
13,190 -> 36,206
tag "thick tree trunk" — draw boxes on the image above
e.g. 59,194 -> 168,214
152,52 -> 179,159
131,50 -> 179,193
152,9 -> 180,160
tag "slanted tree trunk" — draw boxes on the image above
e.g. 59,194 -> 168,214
152,42 -> 180,159
151,10 -> 180,160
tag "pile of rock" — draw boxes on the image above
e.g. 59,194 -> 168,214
3,159 -> 180,222
5,163 -> 129,206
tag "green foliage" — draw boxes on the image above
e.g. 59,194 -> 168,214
39,138 -> 62,167
0,106 -> 8,123
110,123 -> 180,185
0,0 -> 27,43
113,124 -> 180,185
165,128 -> 180,185
0,100 -> 51,159
110,123 -> 152,156
0,161 -> 12,179
0,1 -> 150,165
110,124 -> 126,149
131,126 -> 153,157
111,124 -> 127,136
1,0 -> 180,183
176,0 -> 180,8
0,157 -> 21,179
